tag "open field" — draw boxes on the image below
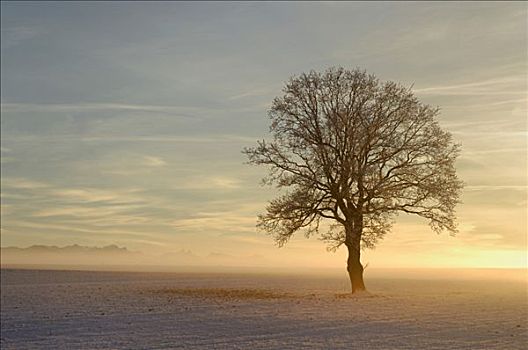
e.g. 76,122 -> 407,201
1,268 -> 527,349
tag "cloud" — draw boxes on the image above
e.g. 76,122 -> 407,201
1,175 -> 181,249
0,102 -> 198,115
171,205 -> 260,234
1,25 -> 43,49
2,134 -> 259,145
209,177 -> 240,189
2,178 -> 50,189
460,148 -> 526,156
175,176 -> 242,190
32,204 -> 145,219
227,87 -> 271,101
450,130 -> 527,137
0,204 -> 13,216
80,135 -> 259,144
442,118 -> 524,130
414,76 -> 525,96
143,156 -> 167,167
66,152 -> 172,177
1,101 -> 266,118
0,147 -> 15,164
171,215 -> 255,234
3,220 -> 157,239
440,98 -> 527,111
464,185 -> 527,191
53,188 -> 128,203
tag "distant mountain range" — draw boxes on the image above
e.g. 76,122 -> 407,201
0,244 -> 270,269
2,244 -> 131,254
0,244 -> 140,266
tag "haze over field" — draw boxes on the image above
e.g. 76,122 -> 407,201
1,2 -> 527,271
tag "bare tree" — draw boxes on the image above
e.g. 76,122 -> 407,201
244,67 -> 463,293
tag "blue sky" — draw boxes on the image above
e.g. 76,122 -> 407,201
1,2 -> 526,268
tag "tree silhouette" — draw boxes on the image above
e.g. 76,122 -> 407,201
244,67 -> 463,293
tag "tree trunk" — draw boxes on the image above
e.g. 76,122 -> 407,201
346,244 -> 366,293
344,214 -> 366,293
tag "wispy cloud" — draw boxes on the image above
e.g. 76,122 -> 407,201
142,156 -> 167,167
1,134 -> 260,145
1,178 -> 50,189
52,188 -> 144,204
175,176 -> 242,190
32,204 -> 145,219
441,98 -> 528,110
442,118 -> 525,130
80,135 -> 260,144
4,220 -> 161,240
450,130 -> 527,137
0,101 -> 267,117
0,204 -> 13,216
464,185 -> 527,191
414,76 -> 525,96
0,102 -> 198,115
1,25 -> 43,49
89,154 -> 169,176
227,87 -> 271,101
461,148 -> 526,156
1,176 -> 181,247
0,157 -> 14,164
1,144 -> 14,164
171,211 -> 256,234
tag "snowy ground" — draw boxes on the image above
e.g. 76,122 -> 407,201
1,269 -> 526,349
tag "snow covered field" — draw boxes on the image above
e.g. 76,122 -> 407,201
1,269 -> 526,349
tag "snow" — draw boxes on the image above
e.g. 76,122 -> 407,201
1,269 -> 526,349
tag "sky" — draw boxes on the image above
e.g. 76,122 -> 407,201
1,2 -> 527,269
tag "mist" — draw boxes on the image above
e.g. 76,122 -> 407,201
2,244 -> 526,285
